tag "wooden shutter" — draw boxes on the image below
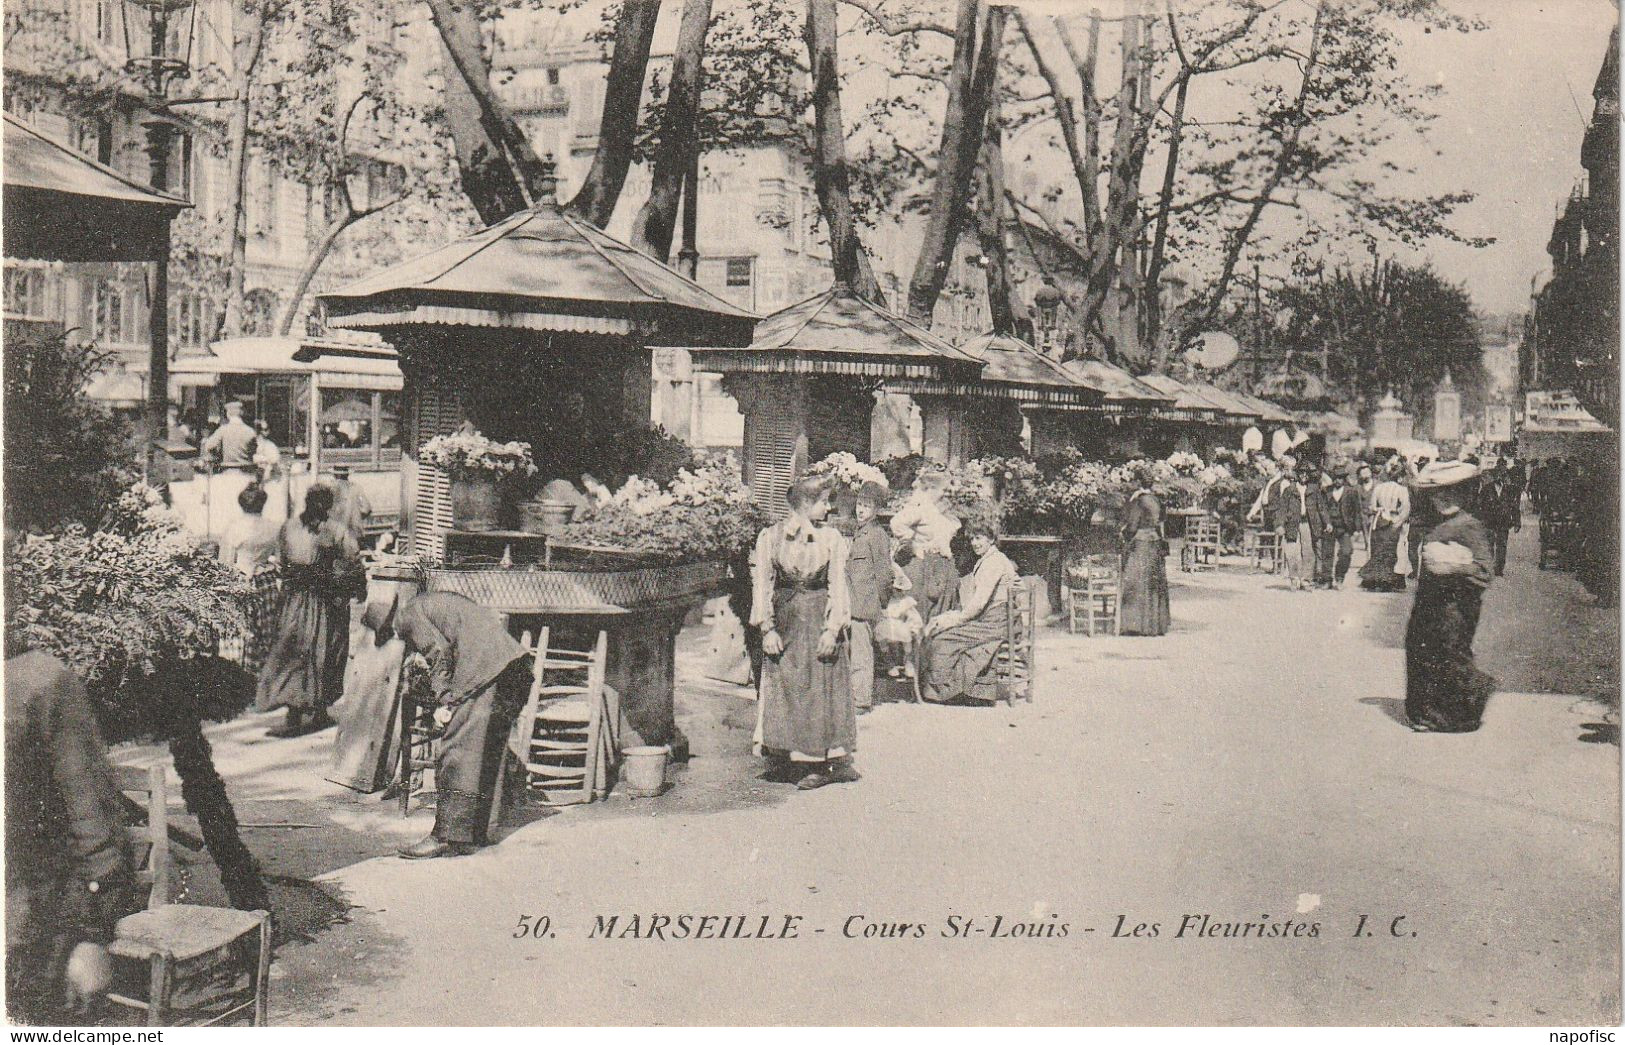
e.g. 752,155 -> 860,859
748,398 -> 799,520
410,378 -> 464,561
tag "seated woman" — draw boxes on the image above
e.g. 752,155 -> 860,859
919,521 -> 1019,704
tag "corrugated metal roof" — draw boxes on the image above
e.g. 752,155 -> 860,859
1137,373 -> 1230,417
320,203 -> 756,323
3,113 -> 188,209
958,332 -> 1099,396
690,286 -> 983,375
1060,359 -> 1175,404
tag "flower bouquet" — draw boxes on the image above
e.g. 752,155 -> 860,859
804,451 -> 890,493
420,428 -> 537,480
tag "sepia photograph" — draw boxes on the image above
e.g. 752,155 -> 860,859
0,0 -> 1619,1029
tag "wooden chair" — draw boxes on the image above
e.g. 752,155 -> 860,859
994,578 -> 1037,705
1246,527 -> 1284,573
106,765 -> 272,1027
1181,516 -> 1222,572
514,629 -> 617,806
1066,556 -> 1121,637
397,656 -> 440,817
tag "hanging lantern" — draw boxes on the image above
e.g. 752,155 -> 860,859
120,0 -> 197,95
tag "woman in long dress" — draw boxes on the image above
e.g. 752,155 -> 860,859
1119,468 -> 1171,636
750,476 -> 859,791
1405,461 -> 1497,733
920,521 -> 1019,704
220,483 -> 282,672
889,469 -> 961,625
256,485 -> 362,737
1359,458 -> 1411,591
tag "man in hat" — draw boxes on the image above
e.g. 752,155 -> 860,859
203,400 -> 258,470
1304,462 -> 1337,589
1405,460 -> 1496,732
1328,465 -> 1365,587
1272,463 -> 1310,591
366,592 -> 531,858
1247,452 -> 1295,533
1476,458 -> 1521,577
846,481 -> 892,713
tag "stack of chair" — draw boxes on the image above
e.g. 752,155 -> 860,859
1066,555 -> 1121,636
514,628 -> 617,806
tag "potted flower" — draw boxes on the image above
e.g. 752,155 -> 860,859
420,425 -> 537,531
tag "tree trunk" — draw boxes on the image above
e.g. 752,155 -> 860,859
437,28 -> 527,225
275,197 -> 398,336
906,0 -> 1003,326
1145,72 -> 1189,364
427,0 -> 552,217
1201,1 -> 1326,327
169,718 -> 268,912
566,0 -> 661,227
975,86 -> 1016,336
805,0 -> 884,302
631,0 -> 712,261
218,14 -> 266,339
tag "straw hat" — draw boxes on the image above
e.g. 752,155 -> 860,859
1413,460 -> 1479,489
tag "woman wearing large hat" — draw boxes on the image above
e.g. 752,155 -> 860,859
1404,460 -> 1498,732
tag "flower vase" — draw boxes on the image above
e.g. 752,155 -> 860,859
450,475 -> 503,531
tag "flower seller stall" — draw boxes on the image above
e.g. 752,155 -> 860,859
1051,359 -> 1191,458
685,285 -> 985,514
317,173 -> 759,763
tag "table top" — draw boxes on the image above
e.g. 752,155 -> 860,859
445,529 -> 551,540
999,534 -> 1063,544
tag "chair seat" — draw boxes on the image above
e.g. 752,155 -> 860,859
113,906 -> 264,962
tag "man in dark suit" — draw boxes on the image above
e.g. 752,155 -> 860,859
1305,464 -> 1337,589
366,592 -> 532,859
5,652 -> 136,1023
1273,466 -> 1309,591
1329,466 -> 1365,587
1477,459 -> 1521,576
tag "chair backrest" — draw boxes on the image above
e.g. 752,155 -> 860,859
114,764 -> 169,911
1195,517 -> 1222,542
1002,577 -> 1037,701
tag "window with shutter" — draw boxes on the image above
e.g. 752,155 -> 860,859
410,379 -> 464,561
748,403 -> 799,519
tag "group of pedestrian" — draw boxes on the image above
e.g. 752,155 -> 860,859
1528,455 -> 1618,606
1251,453 -> 1370,591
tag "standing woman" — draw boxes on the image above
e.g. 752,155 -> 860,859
256,486 -> 364,737
750,477 -> 859,791
1118,464 -> 1171,636
1359,458 -> 1412,591
889,469 -> 962,625
220,483 -> 282,673
1405,461 -> 1497,733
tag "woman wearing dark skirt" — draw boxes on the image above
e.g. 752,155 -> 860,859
1405,461 -> 1497,733
750,477 -> 859,791
1119,469 -> 1171,636
1359,458 -> 1412,591
255,486 -> 363,737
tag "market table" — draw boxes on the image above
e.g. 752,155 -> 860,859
999,534 -> 1065,620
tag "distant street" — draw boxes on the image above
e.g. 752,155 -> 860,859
129,519 -> 1618,1026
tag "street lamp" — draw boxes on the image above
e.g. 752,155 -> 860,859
119,0 -> 195,483
1032,282 -> 1062,351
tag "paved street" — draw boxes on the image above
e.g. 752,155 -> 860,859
143,521 -> 1617,1026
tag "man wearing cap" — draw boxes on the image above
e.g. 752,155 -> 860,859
1271,464 -> 1310,591
203,400 -> 258,470
366,592 -> 531,858
1476,459 -> 1521,577
1405,460 -> 1496,732
1304,463 -> 1337,589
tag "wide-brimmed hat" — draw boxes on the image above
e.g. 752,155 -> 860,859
1414,460 -> 1479,489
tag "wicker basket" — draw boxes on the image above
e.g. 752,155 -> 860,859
422,560 -> 727,613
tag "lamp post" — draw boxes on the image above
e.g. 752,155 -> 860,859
1032,282 -> 1062,354
120,0 -> 196,483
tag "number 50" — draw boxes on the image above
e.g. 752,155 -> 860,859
513,914 -> 553,939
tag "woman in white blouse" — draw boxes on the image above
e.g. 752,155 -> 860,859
750,476 -> 859,790
920,520 -> 1018,703
889,468 -> 963,625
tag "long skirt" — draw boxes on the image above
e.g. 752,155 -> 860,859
244,565 -> 282,673
1360,523 -> 1406,591
904,551 -> 961,625
1120,531 -> 1170,636
922,610 -> 1008,704
255,586 -> 350,713
1405,580 -> 1496,732
758,585 -> 855,762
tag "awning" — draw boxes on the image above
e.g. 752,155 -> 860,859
689,285 -> 984,382
169,336 -> 402,390
320,194 -> 759,349
884,331 -> 1104,409
3,112 -> 188,263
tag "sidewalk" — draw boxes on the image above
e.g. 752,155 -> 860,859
120,522 -> 1619,1024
